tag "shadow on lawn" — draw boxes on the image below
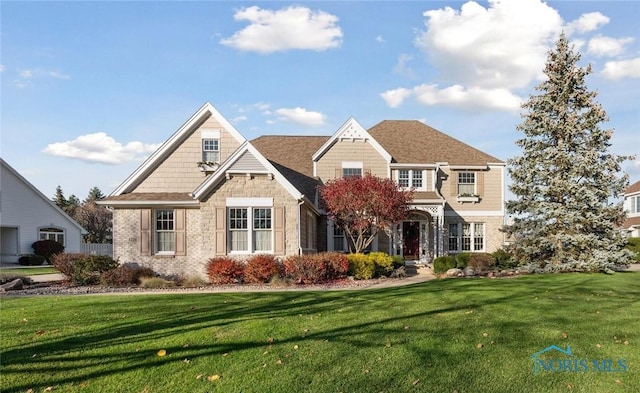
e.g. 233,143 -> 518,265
2,273 -> 639,392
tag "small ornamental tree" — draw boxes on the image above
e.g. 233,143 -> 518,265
319,174 -> 413,253
505,33 -> 634,272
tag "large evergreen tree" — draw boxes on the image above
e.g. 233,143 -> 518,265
505,33 -> 633,272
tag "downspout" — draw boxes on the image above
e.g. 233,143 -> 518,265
297,198 -> 305,255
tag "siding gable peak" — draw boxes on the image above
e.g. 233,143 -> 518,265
110,102 -> 246,196
312,117 -> 392,163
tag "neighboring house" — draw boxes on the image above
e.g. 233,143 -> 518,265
100,102 -> 505,277
622,180 -> 640,237
0,158 -> 86,263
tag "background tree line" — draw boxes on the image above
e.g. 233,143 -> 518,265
53,186 -> 112,244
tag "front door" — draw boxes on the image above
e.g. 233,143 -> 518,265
402,222 -> 420,260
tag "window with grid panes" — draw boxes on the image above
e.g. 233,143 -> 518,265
155,210 -> 175,253
202,139 -> 220,163
458,172 -> 475,196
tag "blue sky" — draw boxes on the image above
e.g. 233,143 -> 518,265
2,0 -> 639,200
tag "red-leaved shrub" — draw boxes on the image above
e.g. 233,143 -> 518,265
468,253 -> 496,272
283,255 -> 326,284
32,239 -> 65,262
244,254 -> 282,284
50,253 -> 87,279
317,252 -> 350,280
206,257 -> 244,284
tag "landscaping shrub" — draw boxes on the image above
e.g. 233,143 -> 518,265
139,276 -> 176,288
0,273 -> 33,285
31,239 -> 65,262
467,253 -> 496,272
348,253 -> 375,280
317,252 -> 349,280
625,237 -> 640,262
433,256 -> 456,274
18,254 -> 46,266
492,248 -> 518,269
179,275 -> 209,288
391,256 -> 405,270
100,264 -> 156,286
50,253 -> 86,278
369,252 -> 394,277
455,252 -> 471,269
283,255 -> 327,284
206,257 -> 244,284
72,255 -> 119,285
244,254 -> 283,284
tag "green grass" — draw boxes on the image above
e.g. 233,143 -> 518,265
0,266 -> 59,276
1,273 -> 638,393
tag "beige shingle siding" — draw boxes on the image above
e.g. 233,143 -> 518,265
134,115 -> 242,193
316,140 -> 388,182
441,166 -> 503,212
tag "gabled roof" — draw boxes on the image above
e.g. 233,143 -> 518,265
312,117 -> 392,163
191,142 -> 307,202
368,120 -> 504,166
625,180 -> 640,196
110,102 -> 246,196
252,135 -> 328,200
0,158 -> 87,234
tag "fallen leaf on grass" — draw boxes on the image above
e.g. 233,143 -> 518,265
615,379 -> 622,385
562,333 -> 568,339
596,344 -> 602,349
196,374 -> 203,379
157,349 -> 167,357
413,379 -> 420,386
44,387 -> 53,392
624,341 -> 629,345
293,345 -> 299,350
476,343 -> 484,349
35,330 -> 46,336
21,318 -> 28,323
482,332 -> 488,337
183,358 -> 190,364
208,375 -> 221,382
276,359 -> 283,365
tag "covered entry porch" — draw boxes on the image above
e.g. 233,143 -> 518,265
392,207 -> 444,264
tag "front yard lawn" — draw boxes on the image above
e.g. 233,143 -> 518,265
1,272 -> 638,392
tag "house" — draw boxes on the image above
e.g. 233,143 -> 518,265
0,158 -> 86,264
100,102 -> 505,277
622,180 -> 640,237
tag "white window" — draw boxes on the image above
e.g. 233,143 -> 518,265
228,207 -> 273,253
397,169 -> 424,190
458,172 -> 476,196
39,227 -> 65,245
202,139 -> 220,163
448,222 -> 485,252
155,210 -> 175,253
631,196 -> 640,214
342,161 -> 363,178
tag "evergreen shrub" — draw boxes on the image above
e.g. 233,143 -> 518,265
455,252 -> 471,269
18,254 -> 46,266
31,239 -> 65,262
72,255 -> 119,285
433,256 -> 456,274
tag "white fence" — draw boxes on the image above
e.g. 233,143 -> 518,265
81,243 -> 113,257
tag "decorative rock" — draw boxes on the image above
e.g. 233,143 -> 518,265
445,268 -> 463,277
0,278 -> 24,291
464,268 -> 476,277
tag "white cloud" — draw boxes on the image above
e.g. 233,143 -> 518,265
414,0 -> 562,89
48,70 -> 71,80
587,35 -> 634,57
231,115 -> 248,123
43,132 -> 161,165
601,58 -> 640,80
565,12 -> 609,35
220,6 -> 342,53
275,107 -> 326,126
380,88 -> 412,108
393,54 -> 415,78
19,69 -> 34,78
376,35 -> 385,43
382,84 -> 522,112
